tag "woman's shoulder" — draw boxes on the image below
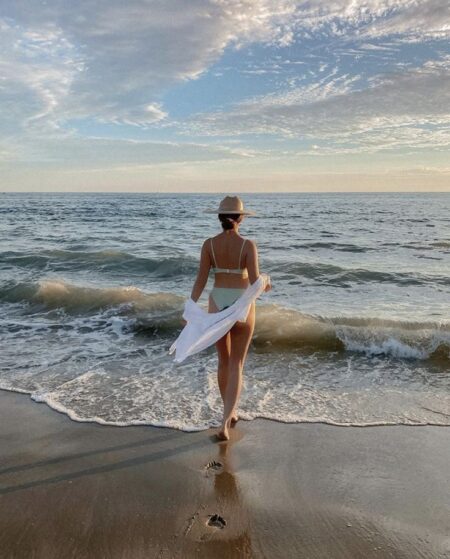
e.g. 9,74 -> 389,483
202,235 -> 219,247
202,235 -> 257,248
201,236 -> 220,253
242,237 -> 257,249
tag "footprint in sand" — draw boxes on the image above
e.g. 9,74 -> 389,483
204,460 -> 223,474
207,514 -> 226,529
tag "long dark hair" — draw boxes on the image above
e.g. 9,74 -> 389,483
219,213 -> 242,230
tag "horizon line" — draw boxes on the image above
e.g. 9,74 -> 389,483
1,190 -> 449,195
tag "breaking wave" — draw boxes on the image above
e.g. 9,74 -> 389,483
2,279 -> 449,364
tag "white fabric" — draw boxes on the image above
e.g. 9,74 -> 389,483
169,274 -> 269,363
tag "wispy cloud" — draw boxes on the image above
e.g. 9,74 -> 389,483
362,0 -> 450,41
0,136 -> 254,167
289,1 -> 449,42
0,19 -> 82,134
0,1 -> 449,190
188,56 -> 450,153
1,1 -> 298,129
3,0 -> 448,131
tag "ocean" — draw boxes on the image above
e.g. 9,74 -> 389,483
1,192 -> 449,430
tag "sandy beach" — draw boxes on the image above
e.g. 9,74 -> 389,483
0,390 -> 448,558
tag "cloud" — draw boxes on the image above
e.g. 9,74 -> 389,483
0,136 -> 252,168
288,1 -> 449,42
1,0 -> 449,186
1,0 -> 298,129
188,56 -> 450,152
0,18 -> 82,135
362,0 -> 450,41
2,1 -> 448,132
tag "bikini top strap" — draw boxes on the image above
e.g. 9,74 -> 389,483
210,238 -> 218,268
238,239 -> 246,268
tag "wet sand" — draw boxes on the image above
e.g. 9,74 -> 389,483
0,390 -> 449,559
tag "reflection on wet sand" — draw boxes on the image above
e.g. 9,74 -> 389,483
183,432 -> 254,558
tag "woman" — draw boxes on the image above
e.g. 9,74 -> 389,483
189,196 -> 271,441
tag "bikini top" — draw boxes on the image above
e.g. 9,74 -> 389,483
210,238 -> 248,278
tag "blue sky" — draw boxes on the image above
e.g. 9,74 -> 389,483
1,1 -> 449,191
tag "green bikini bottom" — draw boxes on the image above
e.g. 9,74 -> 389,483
210,287 -> 246,311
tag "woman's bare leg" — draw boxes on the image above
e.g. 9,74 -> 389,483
208,295 -> 236,424
216,336 -> 240,425
218,302 -> 255,440
216,333 -> 231,403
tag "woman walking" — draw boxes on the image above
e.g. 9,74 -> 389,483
188,196 -> 271,441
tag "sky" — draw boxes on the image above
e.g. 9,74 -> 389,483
1,0 -> 449,192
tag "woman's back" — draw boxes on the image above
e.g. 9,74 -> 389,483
209,232 -> 258,288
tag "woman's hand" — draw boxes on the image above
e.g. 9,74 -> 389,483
264,276 -> 272,292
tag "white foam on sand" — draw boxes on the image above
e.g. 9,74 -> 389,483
1,353 -> 449,431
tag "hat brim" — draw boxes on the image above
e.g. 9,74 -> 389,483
203,209 -> 256,216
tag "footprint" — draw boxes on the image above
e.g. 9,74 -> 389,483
207,514 -> 226,529
204,460 -> 223,474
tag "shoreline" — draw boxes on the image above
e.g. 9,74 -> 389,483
1,387 -> 449,430
0,390 -> 449,558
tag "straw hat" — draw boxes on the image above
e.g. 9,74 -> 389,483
204,196 -> 256,215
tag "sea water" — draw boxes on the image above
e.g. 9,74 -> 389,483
1,192 -> 449,429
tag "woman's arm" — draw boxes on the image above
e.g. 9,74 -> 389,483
247,240 -> 272,291
190,240 -> 211,302
246,240 -> 260,285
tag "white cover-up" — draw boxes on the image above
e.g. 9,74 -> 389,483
169,273 -> 269,363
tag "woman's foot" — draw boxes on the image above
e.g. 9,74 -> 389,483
216,428 -> 229,441
216,419 -> 231,441
230,414 -> 239,426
